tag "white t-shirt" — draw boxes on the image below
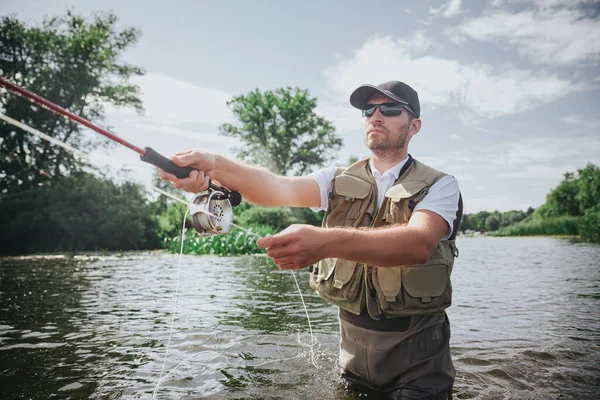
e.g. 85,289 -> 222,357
308,157 -> 460,240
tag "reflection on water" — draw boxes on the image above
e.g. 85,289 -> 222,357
0,237 -> 599,399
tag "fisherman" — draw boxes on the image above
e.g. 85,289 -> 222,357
158,81 -> 462,400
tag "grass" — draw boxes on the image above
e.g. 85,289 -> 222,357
488,216 -> 582,237
162,225 -> 275,255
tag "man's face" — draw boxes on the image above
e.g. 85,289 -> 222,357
362,93 -> 417,156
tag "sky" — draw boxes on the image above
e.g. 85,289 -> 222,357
2,0 -> 600,213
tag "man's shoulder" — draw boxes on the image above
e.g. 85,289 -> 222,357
409,158 -> 450,185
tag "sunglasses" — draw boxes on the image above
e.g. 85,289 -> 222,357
362,103 -> 409,118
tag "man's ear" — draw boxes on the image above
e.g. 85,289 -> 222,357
411,118 -> 422,136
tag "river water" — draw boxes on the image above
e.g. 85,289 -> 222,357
0,237 -> 599,399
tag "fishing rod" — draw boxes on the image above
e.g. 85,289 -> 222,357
0,76 -> 242,205
0,76 -> 241,236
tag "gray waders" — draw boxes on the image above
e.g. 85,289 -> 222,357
339,310 -> 455,399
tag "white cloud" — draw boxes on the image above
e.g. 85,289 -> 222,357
502,136 -> 600,167
448,3 -> 600,65
491,0 -> 599,8
106,72 -> 234,126
466,135 -> 600,179
322,34 -> 578,119
315,96 -> 363,135
429,0 -> 464,18
562,114 -> 600,131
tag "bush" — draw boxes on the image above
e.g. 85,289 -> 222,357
489,216 -> 582,237
163,225 -> 275,255
580,211 -> 600,243
237,206 -> 299,231
155,202 -> 189,238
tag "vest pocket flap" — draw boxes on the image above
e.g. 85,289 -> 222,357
316,258 -> 357,284
402,263 -> 448,298
316,257 -> 337,282
376,267 -> 402,302
334,175 -> 371,199
385,180 -> 428,201
333,259 -> 359,288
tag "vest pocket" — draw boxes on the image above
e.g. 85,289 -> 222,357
309,258 -> 363,302
385,180 -> 429,225
327,175 -> 373,227
373,261 -> 451,315
401,263 -> 451,311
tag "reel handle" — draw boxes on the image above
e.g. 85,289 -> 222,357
141,147 -> 242,206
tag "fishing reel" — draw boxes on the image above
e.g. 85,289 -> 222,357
189,189 -> 235,236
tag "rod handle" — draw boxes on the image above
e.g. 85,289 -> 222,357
141,147 -> 242,206
140,147 -> 194,179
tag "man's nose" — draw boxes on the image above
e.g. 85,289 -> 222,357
368,106 -> 384,123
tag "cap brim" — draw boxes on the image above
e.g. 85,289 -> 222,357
349,85 -> 410,110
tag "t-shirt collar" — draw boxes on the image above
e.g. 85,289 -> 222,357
368,156 -> 410,179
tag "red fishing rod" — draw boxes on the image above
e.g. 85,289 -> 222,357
0,76 -> 241,206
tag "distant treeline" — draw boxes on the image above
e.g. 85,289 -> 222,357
460,163 -> 599,243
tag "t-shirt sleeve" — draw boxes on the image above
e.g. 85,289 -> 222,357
307,166 -> 338,212
413,175 -> 461,240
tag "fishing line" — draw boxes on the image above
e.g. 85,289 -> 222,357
153,208 -> 320,397
153,206 -> 188,398
0,113 -> 88,160
1,113 -> 321,394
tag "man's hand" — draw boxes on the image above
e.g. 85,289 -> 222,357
157,150 -> 216,193
257,224 -> 329,270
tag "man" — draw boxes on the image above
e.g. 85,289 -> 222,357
158,81 -> 462,399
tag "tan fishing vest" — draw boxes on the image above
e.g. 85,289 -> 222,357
309,157 -> 462,319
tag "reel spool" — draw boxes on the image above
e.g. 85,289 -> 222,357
189,191 -> 233,236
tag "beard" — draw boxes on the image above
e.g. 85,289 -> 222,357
365,122 -> 410,156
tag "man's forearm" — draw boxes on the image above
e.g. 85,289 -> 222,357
212,155 -> 311,206
323,225 -> 435,267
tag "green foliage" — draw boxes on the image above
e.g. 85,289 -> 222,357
576,163 -> 600,214
0,172 -> 160,255
219,87 -> 343,175
163,225 -> 275,255
484,214 -> 500,231
488,216 -> 581,237
237,206 -> 299,231
156,201 -> 189,239
291,207 -> 325,227
534,175 -> 581,218
0,11 -> 143,192
579,211 -> 600,243
347,154 -> 361,165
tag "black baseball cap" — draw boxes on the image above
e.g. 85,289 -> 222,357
350,81 -> 420,118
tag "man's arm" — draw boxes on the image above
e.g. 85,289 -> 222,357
257,209 -> 448,269
157,150 -> 321,208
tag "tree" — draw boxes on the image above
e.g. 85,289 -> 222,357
459,214 -> 474,232
0,11 -> 144,192
219,87 -> 343,176
535,173 -> 581,218
0,172 -> 160,254
576,163 -> 600,214
347,154 -> 361,165
484,214 -> 500,231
